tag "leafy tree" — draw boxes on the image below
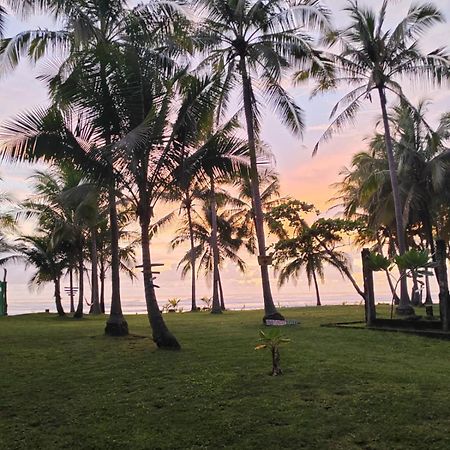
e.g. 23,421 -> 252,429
314,0 -> 449,314
267,199 -> 365,300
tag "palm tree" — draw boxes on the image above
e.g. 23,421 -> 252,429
20,165 -> 98,318
171,114 -> 249,314
313,0 -> 449,314
59,182 -> 106,315
171,189 -> 247,311
196,0 -> 331,320
165,180 -> 206,311
9,235 -> 68,316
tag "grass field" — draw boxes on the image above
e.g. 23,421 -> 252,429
1,305 -> 450,450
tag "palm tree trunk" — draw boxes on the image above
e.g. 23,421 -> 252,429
378,86 -> 413,315
54,275 -> 65,316
89,228 -> 101,314
105,183 -> 128,335
139,193 -> 180,349
209,175 -> 221,314
240,57 -> 282,321
74,247 -> 84,319
185,197 -> 197,311
69,268 -> 75,313
312,270 -> 321,306
218,270 -> 225,310
425,271 -> 433,304
99,257 -> 105,314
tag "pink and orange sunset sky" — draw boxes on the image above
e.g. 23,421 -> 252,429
1,0 -> 450,313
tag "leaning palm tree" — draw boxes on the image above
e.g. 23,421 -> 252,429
313,0 -> 449,314
195,0 -> 331,321
334,100 -> 450,307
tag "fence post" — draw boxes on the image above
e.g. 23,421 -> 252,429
435,240 -> 450,332
362,248 -> 376,326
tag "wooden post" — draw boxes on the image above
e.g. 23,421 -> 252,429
362,249 -> 376,326
435,240 -> 450,332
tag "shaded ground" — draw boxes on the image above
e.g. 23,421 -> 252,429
1,305 -> 449,449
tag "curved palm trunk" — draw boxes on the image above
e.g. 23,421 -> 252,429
74,247 -> 84,319
185,197 -> 197,311
240,58 -> 282,321
312,270 -> 321,306
209,175 -> 222,314
105,184 -> 128,336
54,275 -> 65,316
89,228 -> 101,314
140,201 -> 180,349
378,87 -> 413,315
69,268 -> 75,313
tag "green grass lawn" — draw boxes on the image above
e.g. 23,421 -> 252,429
1,305 -> 449,450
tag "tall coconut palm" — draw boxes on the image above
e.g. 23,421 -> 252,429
171,184 -> 247,311
313,0 -> 449,314
0,105 -> 126,323
165,180 -> 206,311
195,0 -> 331,321
171,113 -> 249,314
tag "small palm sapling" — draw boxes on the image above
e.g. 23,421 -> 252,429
255,329 -> 290,376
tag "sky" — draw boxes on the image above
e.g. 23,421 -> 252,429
0,0 -> 450,313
